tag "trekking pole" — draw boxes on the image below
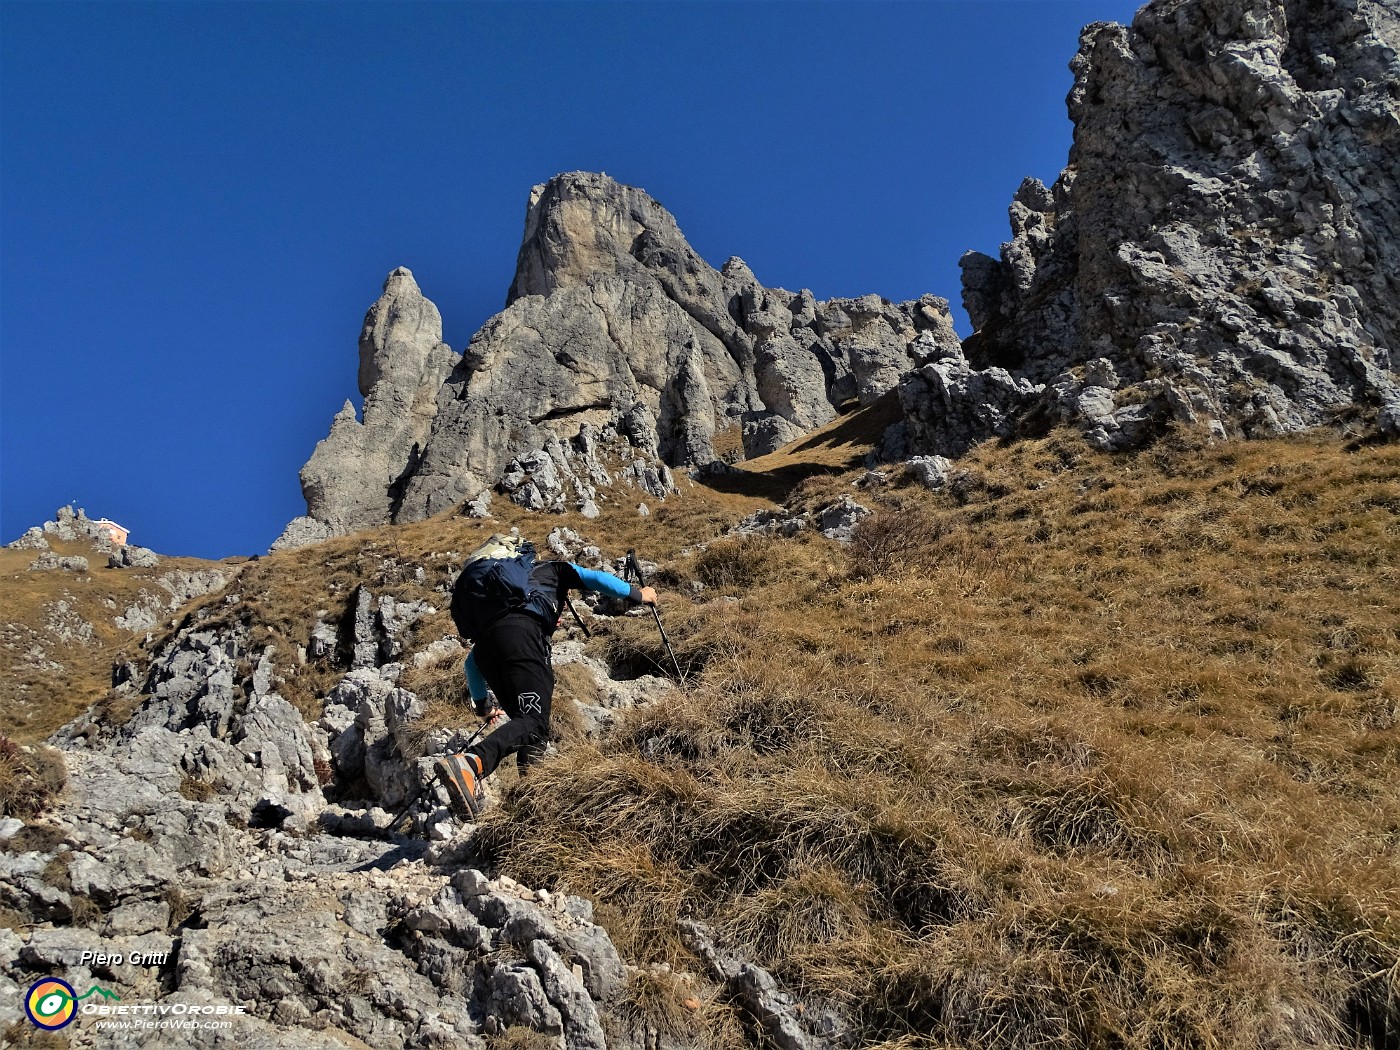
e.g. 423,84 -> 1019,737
564,595 -> 592,638
625,549 -> 685,686
458,714 -> 495,752
385,715 -> 493,833
385,786 -> 428,834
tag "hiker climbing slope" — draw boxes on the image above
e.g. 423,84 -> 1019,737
436,533 -> 655,818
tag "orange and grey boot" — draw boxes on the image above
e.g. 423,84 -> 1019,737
434,753 -> 485,819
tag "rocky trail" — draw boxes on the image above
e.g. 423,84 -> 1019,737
0,523 -> 846,1050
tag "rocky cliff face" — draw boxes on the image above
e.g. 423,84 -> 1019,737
904,0 -> 1400,456
282,0 -> 1398,548
278,173 -> 958,548
277,269 -> 460,548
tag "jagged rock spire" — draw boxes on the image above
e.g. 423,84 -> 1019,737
275,269 -> 458,548
276,174 -> 959,548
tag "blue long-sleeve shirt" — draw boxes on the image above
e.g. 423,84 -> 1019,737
464,652 -> 490,702
463,560 -> 641,702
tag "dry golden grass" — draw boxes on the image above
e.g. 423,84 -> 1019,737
400,645 -> 468,701
0,735 -> 67,817
616,968 -> 748,1050
486,1026 -> 557,1050
705,392 -> 905,502
5,424 -> 1396,1048
476,428 -> 1400,1049
0,537 -> 235,742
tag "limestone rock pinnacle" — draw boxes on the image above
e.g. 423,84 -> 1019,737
274,268 -> 459,548
276,174 -> 959,548
906,0 -> 1400,456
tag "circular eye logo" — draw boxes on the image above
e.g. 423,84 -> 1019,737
26,978 -> 77,1030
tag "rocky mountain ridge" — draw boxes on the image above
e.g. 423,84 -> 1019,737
278,0 -> 1398,553
921,0 -> 1400,455
278,175 -> 960,549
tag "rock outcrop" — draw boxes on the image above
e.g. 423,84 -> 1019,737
682,921 -> 854,1050
279,267 -> 461,544
110,568 -> 230,634
7,506 -> 131,553
729,497 -> 873,544
909,0 -> 1400,455
3,568 -> 689,1048
26,553 -> 89,573
280,2 -> 1397,543
278,173 -> 960,548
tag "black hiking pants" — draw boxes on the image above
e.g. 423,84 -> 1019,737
469,612 -> 554,777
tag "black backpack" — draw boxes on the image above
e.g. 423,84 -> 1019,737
449,534 -> 556,641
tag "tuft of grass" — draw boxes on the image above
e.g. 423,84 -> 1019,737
341,968 -> 374,996
396,699 -> 476,759
725,863 -> 873,961
165,886 -> 197,928
486,1026 -> 556,1050
554,660 -> 605,709
618,969 -> 702,1038
400,646 -> 469,708
67,893 -> 103,928
549,686 -> 592,747
0,736 -> 66,817
689,535 -> 790,593
179,775 -> 215,803
846,503 -> 947,580
0,906 -> 32,933
5,822 -> 67,855
41,854 -> 71,893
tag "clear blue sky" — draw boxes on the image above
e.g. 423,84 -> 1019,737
2,0 -> 1141,559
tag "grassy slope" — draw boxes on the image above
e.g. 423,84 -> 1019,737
0,539 -> 239,742
477,427 -> 1399,1050
705,391 -> 904,503
5,421 -> 1397,1048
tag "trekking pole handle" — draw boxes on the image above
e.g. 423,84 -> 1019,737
626,549 -> 659,607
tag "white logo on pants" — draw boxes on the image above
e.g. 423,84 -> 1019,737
517,692 -> 542,715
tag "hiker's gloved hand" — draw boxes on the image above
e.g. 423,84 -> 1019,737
473,692 -> 498,719
639,586 -> 657,606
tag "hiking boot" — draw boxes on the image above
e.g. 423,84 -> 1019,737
434,753 -> 485,819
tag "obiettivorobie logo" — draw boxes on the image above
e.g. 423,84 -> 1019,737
25,978 -> 120,1030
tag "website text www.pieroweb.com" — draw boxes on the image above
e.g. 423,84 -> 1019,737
23,975 -> 246,1035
